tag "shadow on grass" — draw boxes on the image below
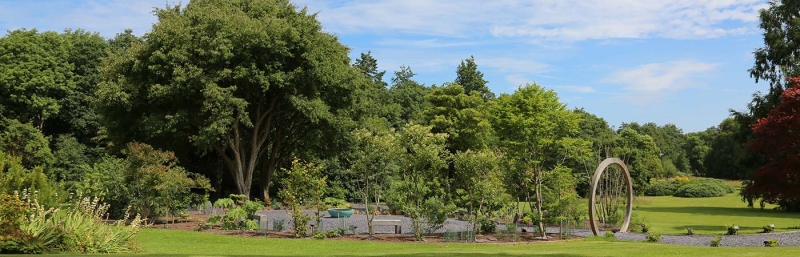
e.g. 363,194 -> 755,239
639,206 -> 793,218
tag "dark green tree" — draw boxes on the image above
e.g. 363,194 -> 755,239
0,29 -> 74,130
42,29 -> 108,145
96,0 -> 358,200
388,65 -> 429,127
455,56 -> 494,101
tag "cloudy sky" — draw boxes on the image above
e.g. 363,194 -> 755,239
0,0 -> 771,132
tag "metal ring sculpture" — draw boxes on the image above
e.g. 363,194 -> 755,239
588,158 -> 633,236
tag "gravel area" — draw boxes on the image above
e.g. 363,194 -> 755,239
256,209 -> 800,247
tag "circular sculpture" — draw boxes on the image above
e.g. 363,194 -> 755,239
588,158 -> 633,236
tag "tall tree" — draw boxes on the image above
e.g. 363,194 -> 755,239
490,83 -> 586,237
746,77 -> 800,211
704,118 -> 747,179
0,29 -> 74,130
42,29 -> 108,145
455,56 -> 493,101
349,128 -> 402,237
734,0 -> 800,180
423,83 -> 491,153
388,65 -> 429,127
96,0 -> 357,200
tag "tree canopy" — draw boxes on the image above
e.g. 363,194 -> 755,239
96,0 -> 358,200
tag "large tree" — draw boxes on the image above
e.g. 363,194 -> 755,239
97,0 -> 357,200
490,83 -> 587,237
745,77 -> 800,211
0,29 -> 74,130
734,0 -> 800,180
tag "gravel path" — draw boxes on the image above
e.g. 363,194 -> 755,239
256,210 -> 800,247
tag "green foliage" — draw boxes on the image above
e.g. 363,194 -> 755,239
97,0 -> 358,199
644,232 -> 661,243
711,236 -> 722,247
490,83 -> 587,237
0,119 -> 54,168
121,142 -> 212,219
644,180 -> 680,196
726,224 -> 740,235
385,123 -> 450,240
348,127 -> 402,236
76,143 -> 210,219
453,149 -> 509,235
213,198 -> 236,210
604,231 -> 616,239
455,56 -> 494,101
423,83 -> 492,153
0,192 -> 31,254
50,135 -> 92,189
673,178 -> 735,198
763,224 -> 776,233
2,191 -> 142,254
0,152 -> 59,207
765,239 -> 779,247
279,159 -> 327,237
272,219 -> 285,232
324,197 -> 349,209
74,155 -> 126,216
242,200 -> 264,217
0,29 -> 74,127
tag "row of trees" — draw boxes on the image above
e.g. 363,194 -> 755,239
4,0 -> 800,239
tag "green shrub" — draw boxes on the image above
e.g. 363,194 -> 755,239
242,200 -> 264,216
644,180 -> 679,196
0,192 -> 32,253
673,178 -> 735,198
726,224 -> 739,235
763,224 -> 775,233
2,191 -> 142,254
765,239 -> 779,247
710,236 -> 722,247
272,219 -> 285,232
644,232 -> 661,242
604,231 -> 615,238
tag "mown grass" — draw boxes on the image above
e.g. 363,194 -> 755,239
634,192 -> 800,235
32,228 -> 800,257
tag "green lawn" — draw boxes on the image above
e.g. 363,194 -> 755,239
635,193 -> 800,235
37,228 -> 798,256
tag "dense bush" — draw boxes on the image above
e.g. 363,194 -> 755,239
76,143 -> 211,219
0,152 -> 59,207
1,191 -> 142,254
644,180 -> 679,196
673,178 -> 735,198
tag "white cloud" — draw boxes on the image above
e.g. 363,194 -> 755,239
559,85 -> 596,94
297,0 -> 767,41
505,74 -> 532,89
605,60 -> 718,104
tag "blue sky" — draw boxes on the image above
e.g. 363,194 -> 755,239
0,0 -> 771,132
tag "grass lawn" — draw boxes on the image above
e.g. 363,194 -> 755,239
31,228 -> 799,257
635,192 -> 800,235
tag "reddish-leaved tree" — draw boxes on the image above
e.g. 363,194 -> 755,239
746,77 -> 800,211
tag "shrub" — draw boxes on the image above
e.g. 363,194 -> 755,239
673,178 -> 735,198
726,224 -> 739,235
710,236 -> 722,247
604,231 -> 616,238
2,191 -> 143,254
644,232 -> 661,242
765,239 -> 779,247
644,180 -> 679,196
206,195 -> 263,231
0,192 -> 32,253
272,219 -> 285,232
763,224 -> 775,233
686,227 -> 693,235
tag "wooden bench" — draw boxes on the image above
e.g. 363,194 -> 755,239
373,219 -> 402,234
